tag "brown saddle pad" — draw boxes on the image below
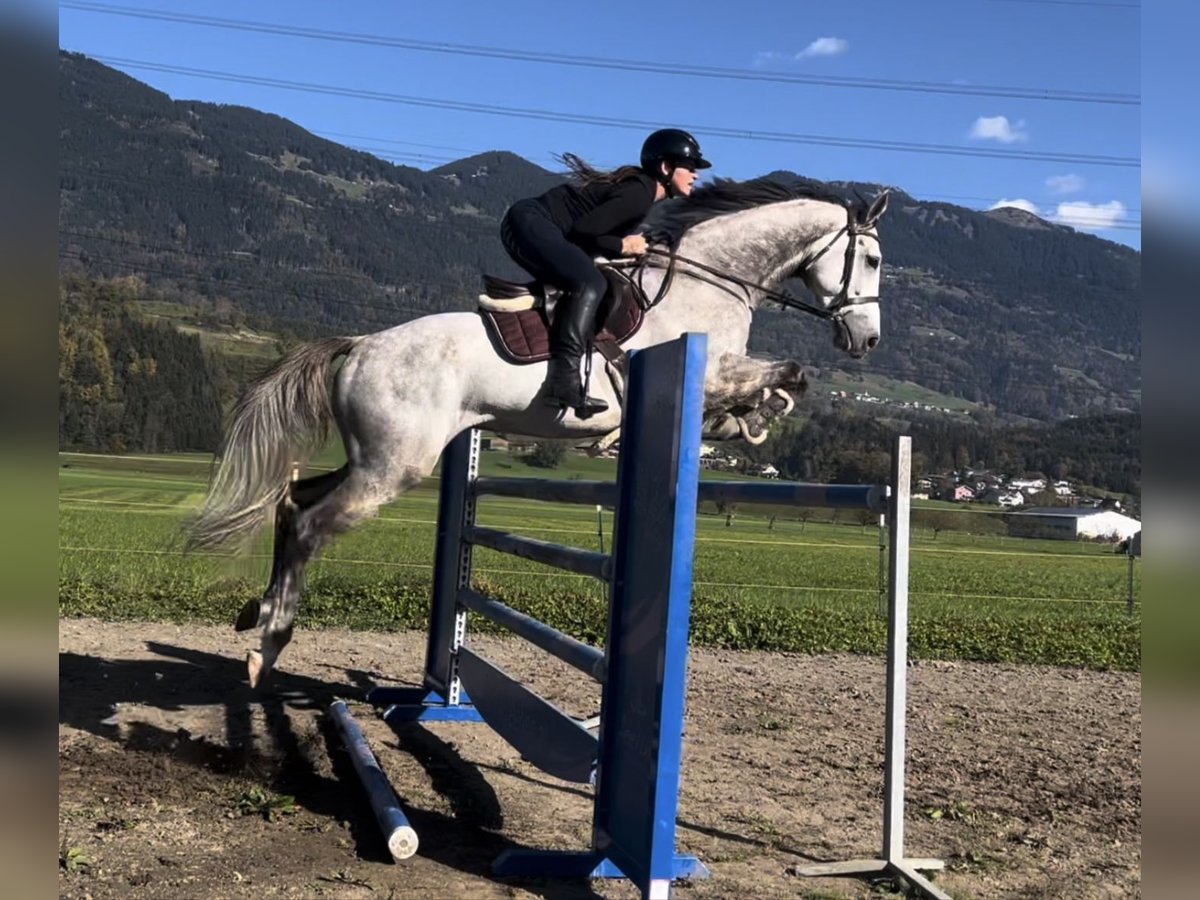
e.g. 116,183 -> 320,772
479,268 -> 646,365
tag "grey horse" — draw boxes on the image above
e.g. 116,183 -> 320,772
189,178 -> 890,686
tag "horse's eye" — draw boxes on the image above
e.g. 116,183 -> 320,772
866,255 -> 881,269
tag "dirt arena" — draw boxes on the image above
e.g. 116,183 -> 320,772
59,619 -> 1140,899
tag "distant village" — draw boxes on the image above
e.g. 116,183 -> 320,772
698,447 -> 1142,544
913,471 -> 1074,508
486,436 -> 1141,545
827,388 -> 965,416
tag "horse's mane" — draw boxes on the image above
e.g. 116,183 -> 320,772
642,177 -> 852,245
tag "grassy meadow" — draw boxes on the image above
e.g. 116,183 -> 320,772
59,448 -> 1141,671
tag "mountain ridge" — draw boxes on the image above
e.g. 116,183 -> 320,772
58,51 -> 1140,421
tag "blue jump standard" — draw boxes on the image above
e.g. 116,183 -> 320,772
364,334 -> 713,897
366,687 -> 484,723
343,334 -> 945,898
491,849 -> 709,881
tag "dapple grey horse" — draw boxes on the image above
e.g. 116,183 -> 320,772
189,178 -> 890,685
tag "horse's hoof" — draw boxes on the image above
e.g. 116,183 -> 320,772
737,415 -> 769,445
235,599 -> 262,632
588,427 -> 621,457
247,650 -> 266,688
769,388 -> 795,417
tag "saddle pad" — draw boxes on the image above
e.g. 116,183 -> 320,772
481,269 -> 645,365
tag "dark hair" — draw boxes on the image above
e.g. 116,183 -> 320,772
557,152 -> 646,187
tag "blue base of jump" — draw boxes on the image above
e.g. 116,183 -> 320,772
367,687 -> 484,723
493,848 -> 711,881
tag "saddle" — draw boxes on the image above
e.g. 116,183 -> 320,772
477,267 -> 646,366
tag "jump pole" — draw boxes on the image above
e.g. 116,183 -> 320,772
329,699 -> 419,862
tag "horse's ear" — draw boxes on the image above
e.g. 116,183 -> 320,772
860,190 -> 890,227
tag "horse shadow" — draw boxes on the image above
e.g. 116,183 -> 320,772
58,641 -> 603,899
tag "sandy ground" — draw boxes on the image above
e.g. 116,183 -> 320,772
59,619 -> 1140,899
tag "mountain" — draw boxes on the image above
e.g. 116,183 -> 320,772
58,51 -> 1140,421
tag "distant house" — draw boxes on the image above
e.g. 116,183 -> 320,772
979,489 -> 1024,507
952,485 -> 975,502
1053,481 -> 1074,497
1006,507 -> 1141,542
1010,477 -> 1047,493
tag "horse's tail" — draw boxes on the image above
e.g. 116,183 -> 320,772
187,336 -> 358,553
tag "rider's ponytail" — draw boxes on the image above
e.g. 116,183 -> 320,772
557,152 -> 645,187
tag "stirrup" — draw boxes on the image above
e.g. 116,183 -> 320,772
574,395 -> 609,420
542,389 -> 609,419
574,345 -> 608,419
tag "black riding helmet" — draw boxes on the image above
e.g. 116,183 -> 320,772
640,128 -> 712,190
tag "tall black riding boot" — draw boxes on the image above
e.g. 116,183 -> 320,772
545,285 -> 609,419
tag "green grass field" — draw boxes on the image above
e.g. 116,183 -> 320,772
59,449 -> 1141,671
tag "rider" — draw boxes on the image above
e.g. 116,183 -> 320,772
500,128 -> 712,418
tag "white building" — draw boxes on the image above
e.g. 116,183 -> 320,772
1009,478 -> 1047,496
1006,507 -> 1142,542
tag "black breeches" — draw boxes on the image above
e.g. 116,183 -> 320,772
500,201 -> 608,305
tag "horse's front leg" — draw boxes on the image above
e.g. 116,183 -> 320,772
704,354 -> 808,444
706,353 -> 807,407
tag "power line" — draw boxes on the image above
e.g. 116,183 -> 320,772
313,131 -> 480,155
62,2 -> 1139,106
322,136 -> 1144,217
64,162 -> 1140,233
62,142 -> 1143,228
985,0 -> 1138,8
86,55 -> 1143,170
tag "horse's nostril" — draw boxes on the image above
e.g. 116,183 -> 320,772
867,336 -> 879,349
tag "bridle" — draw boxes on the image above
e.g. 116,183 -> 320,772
636,202 -> 883,323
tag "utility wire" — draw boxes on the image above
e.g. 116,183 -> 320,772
86,55 -> 1141,169
61,2 -> 1139,106
60,161 -> 1142,231
985,0 -> 1138,9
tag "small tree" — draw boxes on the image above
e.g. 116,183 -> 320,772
527,441 -> 567,469
795,507 -> 820,532
922,510 -> 957,541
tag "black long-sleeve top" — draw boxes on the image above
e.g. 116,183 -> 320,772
533,172 -> 658,257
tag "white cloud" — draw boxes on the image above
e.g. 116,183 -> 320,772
754,39 -> 849,67
990,198 -> 1041,216
796,37 -> 849,58
1046,173 -> 1085,195
1053,200 -> 1127,231
969,116 -> 1029,144
752,50 -> 784,67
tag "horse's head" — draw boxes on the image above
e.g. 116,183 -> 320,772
796,191 -> 890,359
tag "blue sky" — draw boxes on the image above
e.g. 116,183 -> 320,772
59,0 -> 1141,248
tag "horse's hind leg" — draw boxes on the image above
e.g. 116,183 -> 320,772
247,460 -> 431,688
235,467 -> 348,633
